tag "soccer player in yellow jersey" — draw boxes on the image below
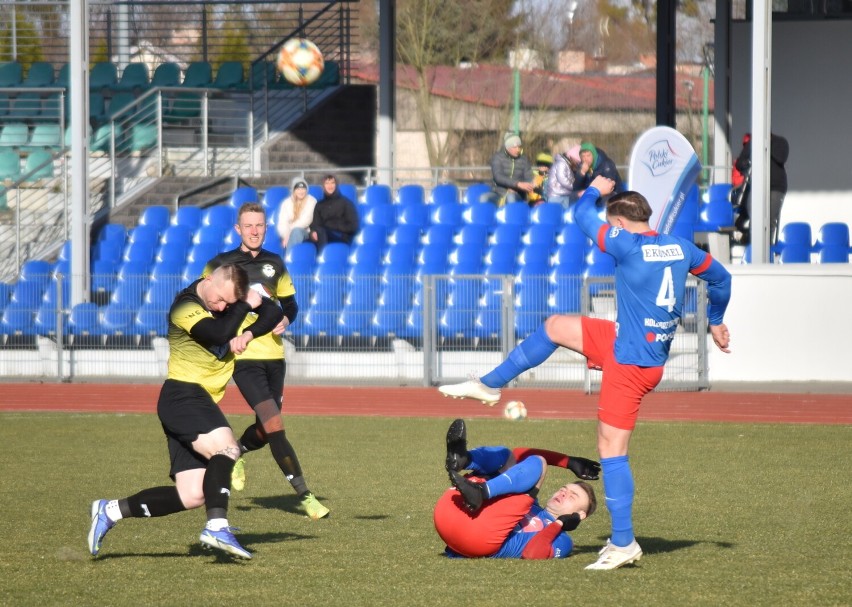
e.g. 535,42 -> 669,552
203,202 -> 330,520
88,263 -> 283,559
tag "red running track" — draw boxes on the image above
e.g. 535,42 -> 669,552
0,383 -> 849,424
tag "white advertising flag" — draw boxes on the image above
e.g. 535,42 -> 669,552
628,127 -> 702,233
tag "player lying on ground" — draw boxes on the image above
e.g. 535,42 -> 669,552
433,418 -> 599,559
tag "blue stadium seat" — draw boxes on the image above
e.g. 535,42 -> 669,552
364,184 -> 392,206
496,202 -> 531,228
145,277 -> 183,308
160,224 -> 193,248
514,268 -> 550,338
101,303 -> 137,337
815,222 -> 850,263
113,262 -> 153,307
418,244 -> 451,276
490,224 -> 523,247
484,243 -> 518,276
449,243 -> 486,275
373,275 -> 416,338
523,224 -> 559,249
353,225 -> 389,249
42,274 -> 70,310
557,222 -> 588,247
339,278 -> 382,337
530,202 -> 564,227
67,302 -> 102,337
363,203 -> 397,229
308,184 -> 323,201
91,258 -> 120,296
697,183 -> 735,231
551,271 -> 583,313
388,225 -> 423,248
172,206 -> 203,233
183,242 -> 221,283
97,222 -> 127,246
339,183 -> 358,203
302,276 -> 347,337
1,304 -> 36,339
122,239 -> 157,268
20,259 -> 52,282
552,242 -> 586,277
262,230 -> 283,256
193,224 -> 227,249
263,186 -> 289,215
203,205 -> 235,228
431,203 -> 463,227
398,202 -> 429,228
430,183 -> 459,206
778,244 -> 811,264
584,246 -> 616,294
385,242 -> 418,275
422,224 -> 455,248
285,242 -> 318,276
440,276 -> 481,338
778,222 -> 812,249
463,203 -> 497,229
230,186 -> 258,208
34,302 -> 61,337
396,184 -> 425,206
134,302 -> 169,338
139,205 -> 171,233
128,223 -> 161,245
518,243 -> 552,272
453,224 -> 489,248
464,182 -> 495,205
316,242 -> 351,275
348,243 -> 384,278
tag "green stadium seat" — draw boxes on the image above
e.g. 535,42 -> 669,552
89,62 -> 118,91
212,61 -> 244,89
129,123 -> 157,153
0,149 -> 21,182
23,124 -> 61,152
21,62 -> 55,87
23,149 -> 55,181
9,92 -> 43,121
151,62 -> 181,88
181,61 -> 212,87
0,62 -> 23,87
56,63 -> 70,88
106,92 -> 138,120
113,63 -> 149,93
0,123 -> 29,148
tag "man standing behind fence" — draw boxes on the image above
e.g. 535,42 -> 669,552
203,202 -> 330,520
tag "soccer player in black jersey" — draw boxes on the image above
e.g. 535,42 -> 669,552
88,263 -> 283,559
204,202 -> 330,520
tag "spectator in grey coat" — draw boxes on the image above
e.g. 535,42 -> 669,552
490,133 -> 535,206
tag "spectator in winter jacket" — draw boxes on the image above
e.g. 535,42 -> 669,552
547,144 -> 581,208
573,142 -> 625,201
490,133 -> 535,206
310,174 -> 360,251
276,177 -> 317,249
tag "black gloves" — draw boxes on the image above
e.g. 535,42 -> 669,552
557,513 -> 582,532
567,456 -> 601,480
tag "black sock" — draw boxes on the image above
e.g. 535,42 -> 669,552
239,423 -> 267,452
267,430 -> 308,495
204,455 -> 235,520
123,486 -> 186,518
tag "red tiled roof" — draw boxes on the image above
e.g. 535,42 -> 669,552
350,62 -> 711,112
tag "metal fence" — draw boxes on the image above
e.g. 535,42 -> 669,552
0,270 -> 709,392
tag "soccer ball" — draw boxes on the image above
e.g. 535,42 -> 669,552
503,400 -> 528,421
277,38 -> 325,86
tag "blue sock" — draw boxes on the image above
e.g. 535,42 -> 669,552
480,323 -> 558,388
468,446 -> 512,476
601,455 -> 635,547
483,456 -> 543,499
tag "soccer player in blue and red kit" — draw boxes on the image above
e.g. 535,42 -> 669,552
439,175 -> 732,569
433,419 -> 599,559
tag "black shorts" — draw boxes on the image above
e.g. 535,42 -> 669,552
233,359 -> 286,410
157,379 -> 231,477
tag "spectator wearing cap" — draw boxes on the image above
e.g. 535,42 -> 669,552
528,152 -> 553,206
547,144 -> 581,208
490,133 -> 535,206
309,174 -> 360,251
573,141 -> 625,200
276,176 -> 318,249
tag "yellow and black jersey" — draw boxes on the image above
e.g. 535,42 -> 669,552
167,281 -> 239,403
202,248 -> 295,360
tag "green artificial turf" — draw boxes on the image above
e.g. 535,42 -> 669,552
0,412 -> 849,606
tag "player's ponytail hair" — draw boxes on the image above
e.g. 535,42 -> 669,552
606,191 -> 652,223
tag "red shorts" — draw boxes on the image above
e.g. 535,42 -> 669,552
581,317 -> 664,431
433,484 -> 533,558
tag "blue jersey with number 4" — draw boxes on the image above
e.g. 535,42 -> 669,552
573,187 -> 731,367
